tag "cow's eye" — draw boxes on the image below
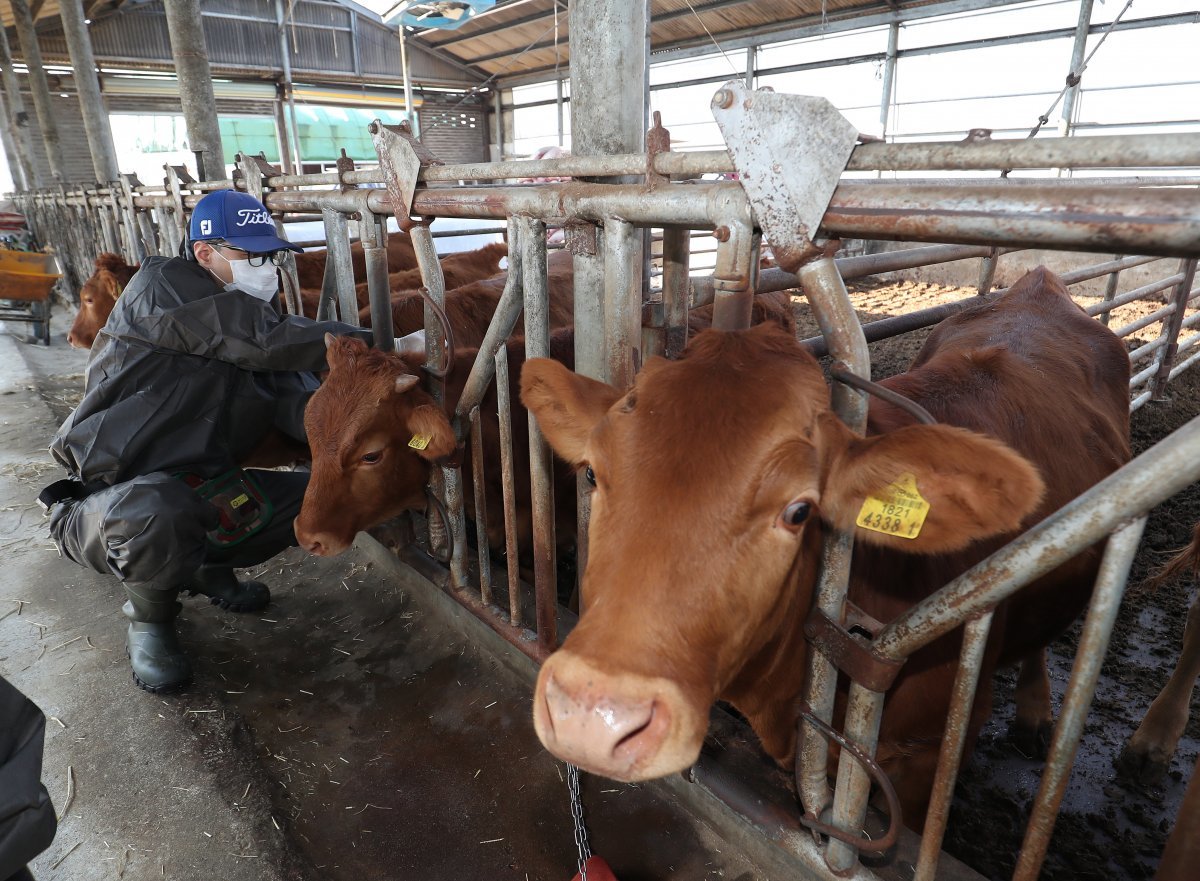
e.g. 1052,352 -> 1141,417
361,450 -> 383,464
584,466 -> 597,487
778,500 -> 811,531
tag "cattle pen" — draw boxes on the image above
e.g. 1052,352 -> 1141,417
3,2 -> 1200,881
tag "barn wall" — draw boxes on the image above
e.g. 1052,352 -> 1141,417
16,87 -> 94,186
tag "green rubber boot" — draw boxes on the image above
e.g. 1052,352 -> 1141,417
185,566 -> 270,613
123,584 -> 192,694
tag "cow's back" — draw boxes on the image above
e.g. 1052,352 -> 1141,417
860,266 -> 1130,669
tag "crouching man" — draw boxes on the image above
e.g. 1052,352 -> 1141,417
42,190 -> 373,693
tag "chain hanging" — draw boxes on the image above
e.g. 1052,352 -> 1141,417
567,763 -> 592,881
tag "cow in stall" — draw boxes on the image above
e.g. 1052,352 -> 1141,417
67,253 -> 141,348
291,234 -> 418,291
1117,522 -> 1200,783
519,267 -> 1131,830
302,242 -> 509,321
294,329 -> 579,560
355,248 -> 574,346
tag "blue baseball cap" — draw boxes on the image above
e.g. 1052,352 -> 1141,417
189,190 -> 302,253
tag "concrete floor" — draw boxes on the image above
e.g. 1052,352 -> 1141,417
0,323 -> 762,881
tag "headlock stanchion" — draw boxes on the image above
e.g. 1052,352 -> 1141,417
8,87 -> 1200,881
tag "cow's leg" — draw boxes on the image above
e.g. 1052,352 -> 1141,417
1117,583 -> 1200,784
1010,648 -> 1054,758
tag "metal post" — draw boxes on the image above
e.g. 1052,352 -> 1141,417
272,97 -> 295,176
275,0 -> 302,174
519,215 -> 557,654
1012,516 -> 1147,881
570,0 -> 649,383
400,28 -> 417,134
0,86 -> 26,190
163,0 -> 226,180
492,89 -> 504,161
977,247 -> 999,295
59,0 -> 119,181
661,228 -> 691,359
1058,0 -> 1095,139
365,216 -> 392,348
879,22 -> 899,141
555,77 -> 565,147
0,26 -> 39,188
1098,254 -> 1122,327
745,45 -> 757,89
10,0 -> 66,183
319,208 -> 358,324
602,219 -> 643,385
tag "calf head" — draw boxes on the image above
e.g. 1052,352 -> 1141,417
68,253 -> 133,348
520,323 -> 1044,782
295,335 -> 457,556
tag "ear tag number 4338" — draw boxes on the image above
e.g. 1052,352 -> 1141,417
856,472 -> 930,539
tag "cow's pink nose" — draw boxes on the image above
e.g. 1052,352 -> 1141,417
294,517 -> 340,557
537,666 -> 670,780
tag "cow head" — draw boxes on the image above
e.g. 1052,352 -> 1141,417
294,334 -> 457,556
520,323 -> 1044,782
68,253 -> 134,348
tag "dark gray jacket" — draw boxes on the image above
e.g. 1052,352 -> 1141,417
50,256 -> 369,485
0,676 -> 56,880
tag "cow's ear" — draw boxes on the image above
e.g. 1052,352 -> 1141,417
404,403 -> 457,462
815,412 -> 1044,554
520,358 -> 621,466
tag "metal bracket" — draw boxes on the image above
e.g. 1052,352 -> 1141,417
803,602 -> 905,693
711,81 -> 859,273
369,120 -> 443,231
565,220 -> 598,257
646,110 -> 671,190
336,148 -> 357,194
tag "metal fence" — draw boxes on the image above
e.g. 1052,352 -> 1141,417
10,106 -> 1200,881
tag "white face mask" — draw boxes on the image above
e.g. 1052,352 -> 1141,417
213,248 -> 280,301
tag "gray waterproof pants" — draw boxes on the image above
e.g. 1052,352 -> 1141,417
48,470 -> 309,589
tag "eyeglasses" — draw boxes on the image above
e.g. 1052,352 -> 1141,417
218,244 -> 287,267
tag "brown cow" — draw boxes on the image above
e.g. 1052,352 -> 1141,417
67,253 -> 140,348
301,241 -> 510,322
356,248 -> 576,346
519,267 -> 1130,830
292,234 -> 418,290
294,330 -> 577,560
1117,522 -> 1200,783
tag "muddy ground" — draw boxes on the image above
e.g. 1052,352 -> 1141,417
786,278 -> 1200,881
19,272 -> 1199,881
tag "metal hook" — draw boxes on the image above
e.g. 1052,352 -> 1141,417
830,363 -> 937,426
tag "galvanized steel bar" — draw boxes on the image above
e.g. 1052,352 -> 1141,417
877,415 -> 1200,663
1128,335 -> 1170,365
1151,260 -> 1199,400
603,219 -> 643,385
914,613 -> 995,881
661,227 -> 691,359
1084,274 -> 1184,316
363,219 -> 392,351
59,0 -> 119,182
1169,348 -> 1200,382
1130,364 -> 1161,390
711,221 -> 756,331
1112,303 -> 1175,340
977,247 -> 999,295
1013,516 -> 1146,881
1057,0 -> 1095,139
519,216 -> 558,654
795,254 -> 870,830
10,0 -> 65,183
469,406 -> 493,607
321,209 -> 359,326
455,220 -> 525,418
163,0 -> 226,179
825,678 -> 885,873
1130,390 -> 1153,412
495,344 -> 522,627
1098,255 -> 1122,327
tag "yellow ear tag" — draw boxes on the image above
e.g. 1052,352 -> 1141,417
856,472 -> 930,540
408,433 -> 432,451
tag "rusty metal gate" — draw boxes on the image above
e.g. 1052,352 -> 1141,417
11,87 -> 1200,881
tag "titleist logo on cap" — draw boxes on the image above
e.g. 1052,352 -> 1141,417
235,208 -> 272,227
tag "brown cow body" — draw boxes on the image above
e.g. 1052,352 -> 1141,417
357,248 -> 576,346
292,235 -> 418,290
295,330 -> 578,561
520,267 -> 1131,829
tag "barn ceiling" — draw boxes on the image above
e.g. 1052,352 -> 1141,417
4,0 -> 1033,87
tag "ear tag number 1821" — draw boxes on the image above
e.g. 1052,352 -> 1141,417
856,472 -> 930,539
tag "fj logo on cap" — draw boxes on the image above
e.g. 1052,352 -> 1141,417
200,219 -> 212,234
235,208 -> 272,227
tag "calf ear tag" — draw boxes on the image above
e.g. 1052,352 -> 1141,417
408,433 -> 432,451
856,473 -> 930,539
